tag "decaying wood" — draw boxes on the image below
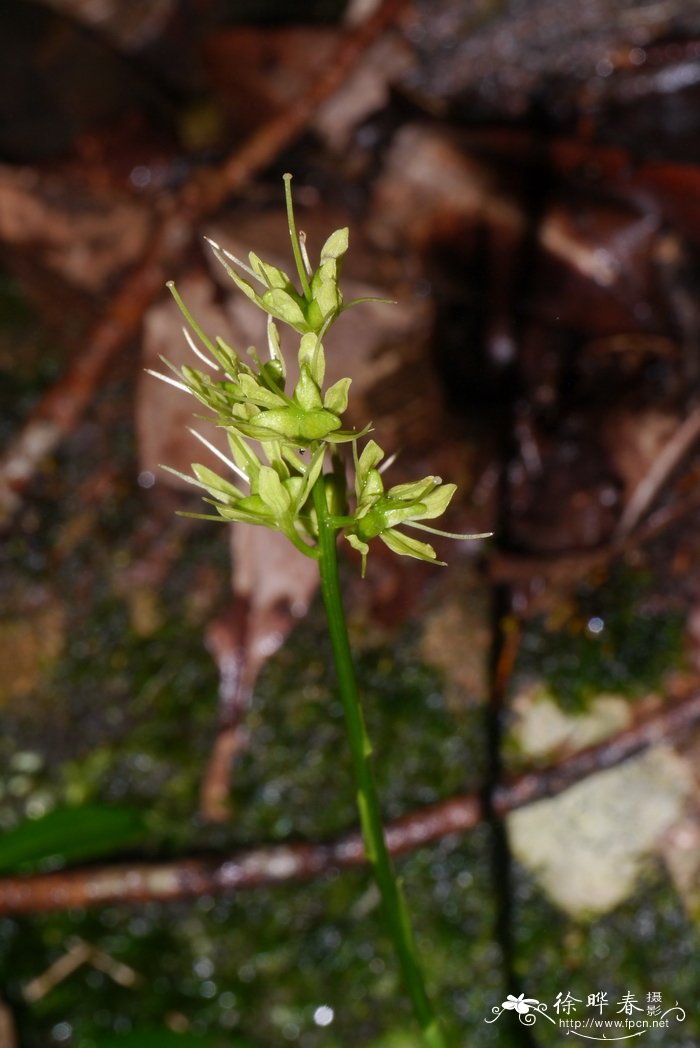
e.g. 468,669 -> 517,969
1,689 -> 698,916
0,0 -> 409,523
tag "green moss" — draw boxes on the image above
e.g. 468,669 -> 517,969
229,612 -> 487,845
0,830 -> 503,1047
511,861 -> 700,1046
517,565 -> 685,713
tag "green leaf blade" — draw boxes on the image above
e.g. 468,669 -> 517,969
0,805 -> 148,874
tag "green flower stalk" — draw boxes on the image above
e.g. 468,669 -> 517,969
151,174 -> 489,1048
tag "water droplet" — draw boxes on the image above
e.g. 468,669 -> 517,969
313,1005 -> 334,1027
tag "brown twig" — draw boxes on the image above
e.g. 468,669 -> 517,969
0,0 -> 409,523
1,688 -> 698,917
22,937 -> 141,1003
613,402 -> 700,541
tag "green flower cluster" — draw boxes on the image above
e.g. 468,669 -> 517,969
346,439 -> 461,574
150,175 -> 488,571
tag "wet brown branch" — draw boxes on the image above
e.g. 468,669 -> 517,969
2,689 -> 698,916
0,0 -> 409,523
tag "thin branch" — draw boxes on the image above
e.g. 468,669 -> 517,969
22,938 -> 141,1003
1,689 -> 698,916
613,403 -> 700,541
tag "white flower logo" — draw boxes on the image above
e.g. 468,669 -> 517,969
502,993 -> 539,1015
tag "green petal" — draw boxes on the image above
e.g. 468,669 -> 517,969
257,465 -> 292,518
222,266 -> 263,306
298,332 -> 325,386
324,376 -> 351,415
380,528 -> 441,564
212,496 -> 276,526
225,430 -> 260,482
236,373 -> 287,409
312,268 -> 342,319
380,501 -> 429,529
294,444 -> 327,511
320,227 -> 349,263
261,288 -> 307,329
216,508 -> 279,527
248,252 -> 294,291
226,416 -> 302,442
387,476 -> 439,502
357,439 -> 385,478
305,299 -> 325,332
191,463 -> 244,501
259,359 -> 286,395
284,476 -> 304,505
293,364 -> 323,411
361,468 -> 384,500
236,493 -> 273,518
417,482 -> 457,519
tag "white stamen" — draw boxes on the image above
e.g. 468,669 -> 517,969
298,230 -> 313,278
267,316 -> 282,364
405,521 -> 493,540
203,236 -> 260,282
379,451 -> 399,474
188,428 -> 248,483
182,326 -> 220,371
146,369 -> 192,395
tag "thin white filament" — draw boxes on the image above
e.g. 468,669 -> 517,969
203,236 -> 260,283
188,428 -> 249,483
404,520 -> 493,540
298,230 -> 313,278
145,369 -> 192,395
378,451 -> 399,475
266,316 -> 283,365
182,326 -> 220,371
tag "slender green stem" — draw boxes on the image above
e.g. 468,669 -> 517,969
312,476 -> 450,1048
283,173 -> 312,300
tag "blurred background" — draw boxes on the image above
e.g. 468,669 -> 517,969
2,0 -> 700,1045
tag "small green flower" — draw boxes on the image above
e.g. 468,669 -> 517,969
162,427 -> 324,559
344,440 -> 490,575
203,175 -> 349,336
149,288 -> 361,448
